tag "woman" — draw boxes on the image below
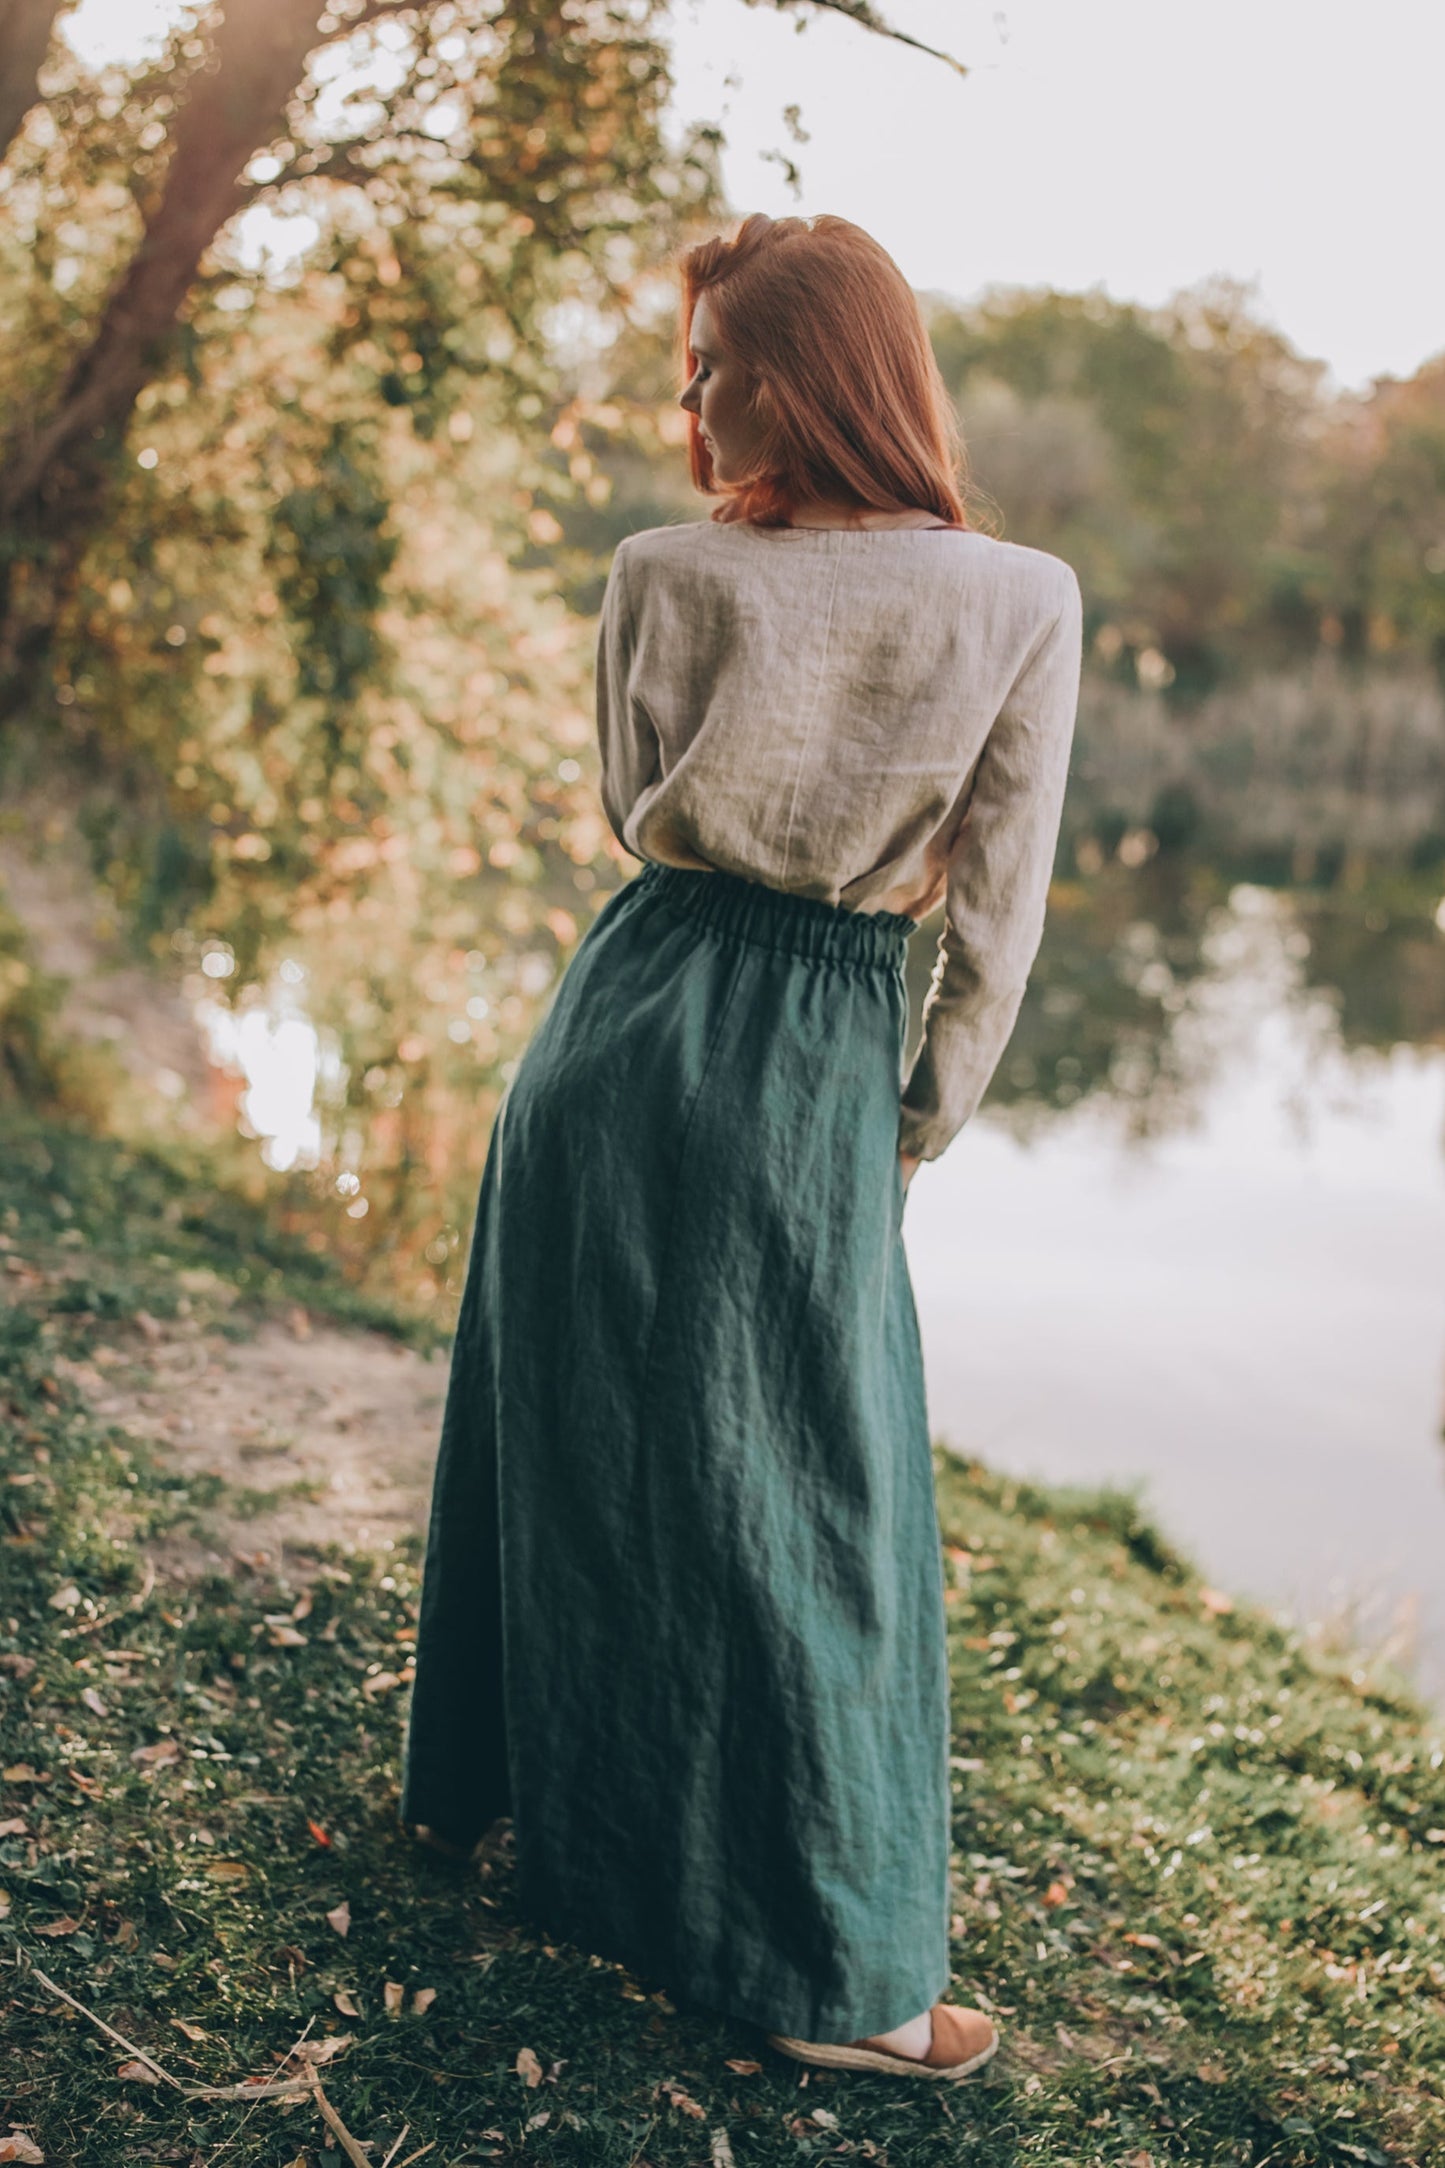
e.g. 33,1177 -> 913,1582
401,213 -> 1083,2081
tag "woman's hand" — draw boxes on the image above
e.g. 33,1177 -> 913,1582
899,1150 -> 922,1190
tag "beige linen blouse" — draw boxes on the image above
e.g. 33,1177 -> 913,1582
593,519 -> 1084,1163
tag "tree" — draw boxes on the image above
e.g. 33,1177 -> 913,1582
928,281 -> 1328,690
0,0 -> 960,725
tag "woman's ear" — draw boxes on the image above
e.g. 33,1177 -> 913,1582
747,375 -> 781,434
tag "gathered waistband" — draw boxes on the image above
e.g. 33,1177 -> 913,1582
630,860 -> 918,971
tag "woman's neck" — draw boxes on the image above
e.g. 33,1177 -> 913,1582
784,495 -> 947,531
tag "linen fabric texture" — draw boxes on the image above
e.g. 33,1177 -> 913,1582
595,520 -> 1084,1161
402,862 -> 952,2040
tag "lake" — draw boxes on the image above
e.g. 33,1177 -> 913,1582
903,862 -> 1445,1706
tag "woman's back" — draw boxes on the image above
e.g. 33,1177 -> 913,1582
597,518 -> 1084,1160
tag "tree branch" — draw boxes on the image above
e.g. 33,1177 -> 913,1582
0,0 -> 331,528
760,0 -> 968,76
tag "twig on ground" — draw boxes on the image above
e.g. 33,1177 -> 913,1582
625,2117 -> 658,2168
25,1958 -> 181,2088
22,1957 -> 318,2101
314,2081 -> 374,2166
379,2123 -> 410,2168
23,1956 -> 385,2160
202,2017 -> 320,2167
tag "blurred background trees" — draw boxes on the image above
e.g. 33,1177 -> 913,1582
1,0 -> 1443,1303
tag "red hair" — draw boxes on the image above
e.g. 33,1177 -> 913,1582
678,212 -> 969,529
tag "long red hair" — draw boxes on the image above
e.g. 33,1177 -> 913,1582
678,213 -> 969,529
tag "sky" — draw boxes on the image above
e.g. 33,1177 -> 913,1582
63,0 -> 1440,394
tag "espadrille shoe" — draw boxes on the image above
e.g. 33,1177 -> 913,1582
768,2001 -> 999,2081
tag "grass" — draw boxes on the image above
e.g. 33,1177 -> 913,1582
3,1119 -> 1445,2166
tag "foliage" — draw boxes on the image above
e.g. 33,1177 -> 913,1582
0,899 -> 110,1123
3,1122 -> 1445,2164
921,283 -> 1445,694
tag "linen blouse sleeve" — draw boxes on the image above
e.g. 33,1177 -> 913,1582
897,563 -> 1084,1163
594,541 -> 662,854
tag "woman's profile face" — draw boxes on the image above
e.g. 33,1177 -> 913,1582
679,292 -> 771,487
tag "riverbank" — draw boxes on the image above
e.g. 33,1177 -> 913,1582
3,1119 -> 1443,2166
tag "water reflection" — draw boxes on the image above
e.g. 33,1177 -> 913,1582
907,865 -> 1445,1705
932,859 -> 1445,1142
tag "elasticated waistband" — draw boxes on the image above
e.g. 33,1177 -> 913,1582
632,860 -> 918,970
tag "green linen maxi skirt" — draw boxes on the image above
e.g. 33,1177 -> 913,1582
401,860 -> 951,2042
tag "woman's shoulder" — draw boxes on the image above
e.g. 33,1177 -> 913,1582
942,531 -> 1081,613
610,519 -> 718,567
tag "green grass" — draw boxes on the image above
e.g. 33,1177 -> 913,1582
3,1120 -> 1445,2165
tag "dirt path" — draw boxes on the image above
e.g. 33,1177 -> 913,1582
64,1308 -> 449,1574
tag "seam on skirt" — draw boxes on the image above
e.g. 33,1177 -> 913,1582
627,933 -> 752,1545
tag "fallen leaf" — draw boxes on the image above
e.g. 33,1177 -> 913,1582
1126,2153 -> 1155,2168
1425,1829 -> 1445,1845
47,1584 -> 80,1612
1198,1587 -> 1234,1616
724,2059 -> 761,2075
0,1818 -> 27,1839
362,1671 -> 401,1697
515,2045 -> 544,2088
384,1980 -> 405,2016
3,1765 -> 46,1784
710,2134 -> 737,2168
170,2019 -> 209,2042
204,1860 -> 250,1883
525,2112 -> 550,2132
292,2035 -> 350,2067
1043,1880 -> 1071,1907
326,1900 -> 351,1938
131,1738 -> 181,1767
116,2061 -> 161,2084
0,2135 -> 45,2163
79,1687 -> 108,1719
810,2107 -> 839,2129
1123,1932 -> 1163,1949
33,1917 -> 81,1938
267,1626 -> 308,1649
333,1990 -> 360,2018
306,1818 -> 332,1847
291,1591 -> 314,1622
659,2082 -> 705,2119
1196,2060 -> 1228,2084
411,1987 -> 437,2015
0,1893 -> 10,1919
